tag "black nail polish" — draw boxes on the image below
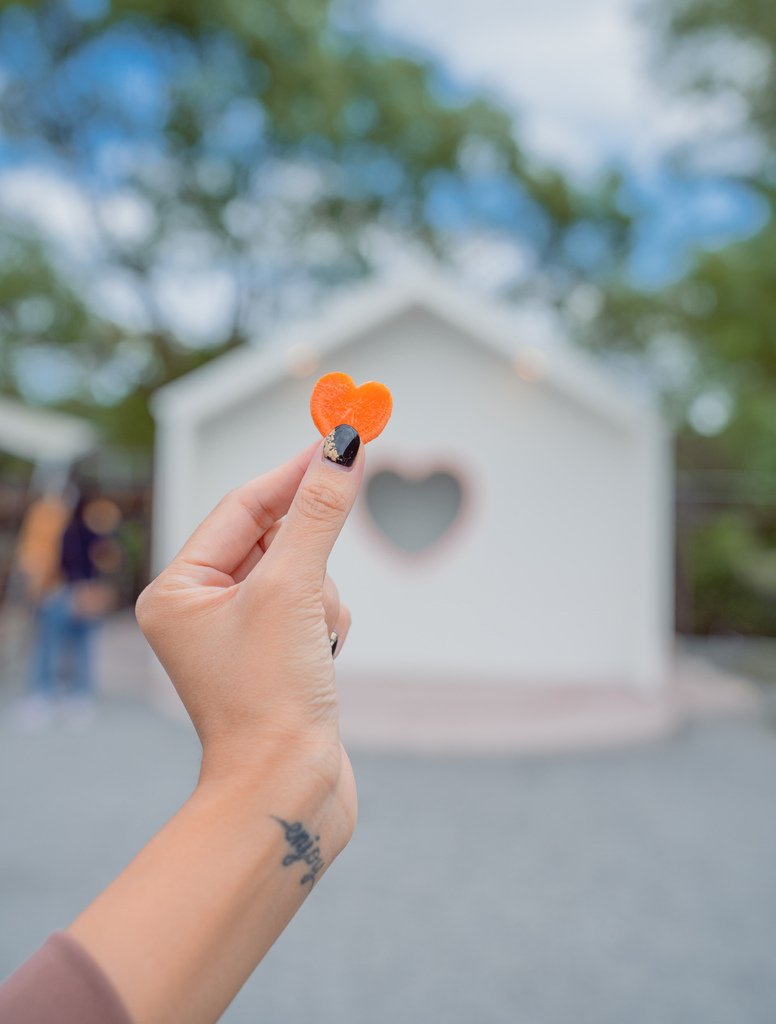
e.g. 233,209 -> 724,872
329,630 -> 339,656
323,424 -> 360,468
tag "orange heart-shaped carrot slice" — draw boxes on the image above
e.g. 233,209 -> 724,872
310,372 -> 392,444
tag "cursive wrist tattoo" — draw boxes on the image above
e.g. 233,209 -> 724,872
271,816 -> 325,888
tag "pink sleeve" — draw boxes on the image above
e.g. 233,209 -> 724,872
0,931 -> 132,1024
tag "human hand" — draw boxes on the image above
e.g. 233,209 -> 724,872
136,428 -> 364,837
61,430 -> 365,1024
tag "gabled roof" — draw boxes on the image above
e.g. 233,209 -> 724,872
0,397 -> 98,462
151,268 -> 659,432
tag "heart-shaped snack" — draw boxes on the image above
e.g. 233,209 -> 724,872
310,372 -> 392,444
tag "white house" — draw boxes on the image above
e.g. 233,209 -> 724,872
151,271 -> 673,693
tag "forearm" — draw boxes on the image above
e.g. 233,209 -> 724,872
62,437 -> 365,1024
67,747 -> 352,1024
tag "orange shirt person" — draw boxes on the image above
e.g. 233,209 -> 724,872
14,493 -> 71,603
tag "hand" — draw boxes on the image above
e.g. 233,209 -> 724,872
136,434 -> 364,838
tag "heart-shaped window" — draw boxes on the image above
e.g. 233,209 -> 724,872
364,469 -> 464,554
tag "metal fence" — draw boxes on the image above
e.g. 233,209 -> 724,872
676,471 -> 776,636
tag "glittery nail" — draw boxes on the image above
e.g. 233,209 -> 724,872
322,424 -> 360,468
329,630 -> 339,656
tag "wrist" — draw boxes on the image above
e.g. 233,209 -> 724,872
69,733 -> 355,1024
196,732 -> 357,856
198,724 -> 340,788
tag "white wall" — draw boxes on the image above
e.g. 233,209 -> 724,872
155,306 -> 671,689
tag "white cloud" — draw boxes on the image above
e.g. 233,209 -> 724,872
371,0 -> 693,175
152,266 -> 237,347
447,233 -> 533,292
0,165 -> 98,255
87,271 -> 152,331
97,191 -> 157,247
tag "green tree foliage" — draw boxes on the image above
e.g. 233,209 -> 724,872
626,0 -> 776,474
652,0 -> 776,451
0,0 -> 629,445
654,0 -> 776,144
593,0 -> 776,633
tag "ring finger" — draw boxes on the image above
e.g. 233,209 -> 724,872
322,574 -> 341,636
330,604 -> 351,659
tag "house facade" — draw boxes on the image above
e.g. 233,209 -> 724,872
152,271 -> 673,691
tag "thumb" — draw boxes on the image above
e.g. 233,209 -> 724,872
257,425 -> 364,585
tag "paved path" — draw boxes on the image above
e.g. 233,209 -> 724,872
2,695 -> 776,1023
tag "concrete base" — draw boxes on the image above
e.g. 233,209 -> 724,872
336,657 -> 761,756
95,612 -> 763,757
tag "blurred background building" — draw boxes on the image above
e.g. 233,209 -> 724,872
153,270 -> 671,691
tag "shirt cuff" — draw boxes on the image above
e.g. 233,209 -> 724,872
0,931 -> 133,1024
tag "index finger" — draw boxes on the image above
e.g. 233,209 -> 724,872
173,442 -> 318,579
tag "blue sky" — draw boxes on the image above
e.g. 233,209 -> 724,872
0,0 -> 766,301
372,0 -> 665,176
0,0 -> 765,414
369,0 -> 768,284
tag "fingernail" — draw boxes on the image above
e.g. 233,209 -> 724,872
322,424 -> 360,468
329,630 -> 339,656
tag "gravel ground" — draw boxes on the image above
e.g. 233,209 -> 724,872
1,696 -> 776,1024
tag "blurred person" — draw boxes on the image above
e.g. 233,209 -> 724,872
0,431 -> 360,1024
16,484 -> 119,729
10,485 -> 71,727
12,486 -> 70,606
